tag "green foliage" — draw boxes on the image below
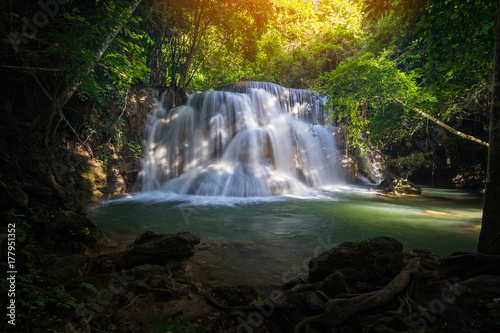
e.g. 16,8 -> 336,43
82,105 -> 142,162
77,281 -> 99,294
148,315 -> 204,333
96,145 -> 112,163
485,298 -> 500,327
1,0 -> 150,154
5,0 -> 147,101
477,298 -> 500,329
148,0 -> 365,89
12,270 -> 88,330
146,0 -> 272,89
318,50 -> 435,149
406,0 -> 495,112
364,0 -> 494,119
251,0 -> 365,88
127,141 -> 144,159
75,2 -> 149,105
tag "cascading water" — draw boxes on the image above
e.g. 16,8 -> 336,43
137,82 -> 345,197
91,82 -> 482,282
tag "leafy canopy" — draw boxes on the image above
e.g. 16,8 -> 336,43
319,51 -> 435,149
251,0 -> 364,88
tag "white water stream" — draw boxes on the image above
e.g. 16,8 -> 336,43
137,82 -> 345,196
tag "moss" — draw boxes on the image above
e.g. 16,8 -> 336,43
321,270 -> 348,296
83,161 -> 108,192
354,237 -> 404,284
378,178 -> 423,196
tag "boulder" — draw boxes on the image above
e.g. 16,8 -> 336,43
378,178 -> 423,196
309,236 -> 404,284
320,270 -> 349,296
121,231 -> 200,268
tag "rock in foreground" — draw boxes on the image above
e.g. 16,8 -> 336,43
121,231 -> 200,268
308,236 -> 404,284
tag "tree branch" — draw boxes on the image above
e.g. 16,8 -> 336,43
395,99 -> 489,148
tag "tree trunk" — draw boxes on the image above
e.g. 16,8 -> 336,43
179,10 -> 200,90
179,3 -> 210,89
38,0 -> 142,146
479,0 -> 500,254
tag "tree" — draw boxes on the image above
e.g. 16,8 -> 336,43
318,51 -> 434,150
1,0 -> 147,148
478,0 -> 500,255
50,0 -> 143,137
254,0 -> 364,88
318,49 -> 491,185
364,0 -> 495,139
145,0 -> 272,89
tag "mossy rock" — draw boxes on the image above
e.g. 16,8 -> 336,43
320,270 -> 349,296
355,237 -> 405,282
378,178 -> 423,196
85,162 -> 107,189
394,180 -> 423,195
309,236 -> 404,284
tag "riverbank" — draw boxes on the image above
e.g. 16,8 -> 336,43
23,230 -> 500,332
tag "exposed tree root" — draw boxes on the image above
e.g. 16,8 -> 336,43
294,257 -> 421,332
292,253 -> 500,332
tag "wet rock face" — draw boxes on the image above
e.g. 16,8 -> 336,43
309,236 -> 404,285
126,89 -> 155,144
121,231 -> 201,268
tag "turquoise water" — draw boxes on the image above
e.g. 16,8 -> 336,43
89,185 -> 482,257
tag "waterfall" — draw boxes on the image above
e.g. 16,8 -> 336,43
137,82 -> 345,197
